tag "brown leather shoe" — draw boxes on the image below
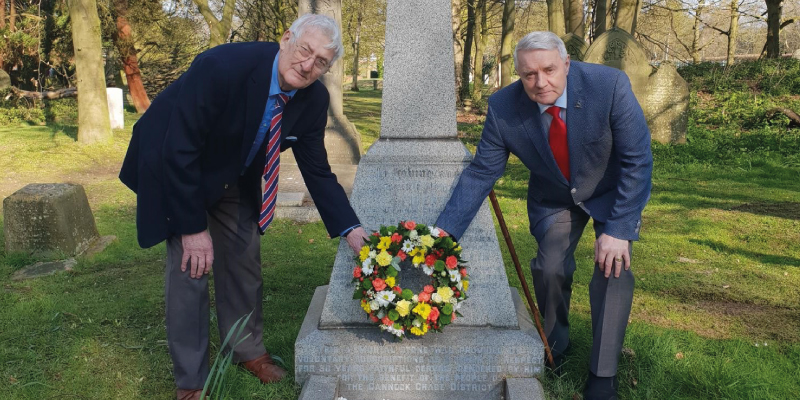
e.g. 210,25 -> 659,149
240,353 -> 287,384
176,388 -> 203,400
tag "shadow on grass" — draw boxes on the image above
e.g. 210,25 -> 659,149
689,238 -> 800,267
47,123 -> 78,140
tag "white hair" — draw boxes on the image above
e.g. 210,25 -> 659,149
514,31 -> 568,68
288,14 -> 344,64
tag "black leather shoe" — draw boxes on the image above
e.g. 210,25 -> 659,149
583,372 -> 618,400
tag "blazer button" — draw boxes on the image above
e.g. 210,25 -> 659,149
577,201 -> 583,206
570,188 -> 577,194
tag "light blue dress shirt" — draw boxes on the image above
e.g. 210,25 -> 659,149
536,85 -> 568,136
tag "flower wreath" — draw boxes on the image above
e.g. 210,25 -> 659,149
352,220 -> 469,338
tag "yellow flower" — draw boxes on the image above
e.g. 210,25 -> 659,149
412,253 -> 425,265
395,300 -> 411,316
413,302 -> 432,320
377,236 -> 392,250
420,235 -> 434,248
437,287 -> 453,302
462,280 -> 469,293
410,326 -> 424,336
455,245 -> 462,252
385,276 -> 396,288
361,300 -> 371,314
376,250 -> 392,266
359,246 -> 370,262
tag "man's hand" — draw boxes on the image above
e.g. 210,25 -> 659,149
437,228 -> 450,237
594,233 -> 630,278
181,231 -> 214,279
345,227 -> 370,254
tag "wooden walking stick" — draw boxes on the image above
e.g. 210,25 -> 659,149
489,189 -> 556,369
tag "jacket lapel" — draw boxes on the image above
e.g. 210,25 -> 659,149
516,85 -> 566,184
281,87 -> 310,142
242,55 -> 274,164
565,63 -> 585,185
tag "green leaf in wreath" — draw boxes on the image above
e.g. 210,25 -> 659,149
386,267 -> 398,277
442,303 -> 453,315
439,313 -> 452,325
352,290 -> 363,300
434,260 -> 445,272
391,257 -> 402,270
388,310 -> 399,321
401,289 -> 414,300
362,279 -> 372,290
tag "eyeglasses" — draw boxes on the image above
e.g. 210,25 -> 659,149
293,43 -> 331,73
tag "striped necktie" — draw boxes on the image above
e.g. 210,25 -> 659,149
258,93 -> 289,233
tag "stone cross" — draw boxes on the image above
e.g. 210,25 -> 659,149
294,1 -> 543,398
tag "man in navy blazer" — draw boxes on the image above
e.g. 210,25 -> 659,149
120,14 -> 367,400
436,31 -> 652,400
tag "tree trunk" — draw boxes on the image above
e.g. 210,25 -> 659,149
593,0 -> 611,38
472,0 -> 486,101
68,0 -> 112,144
765,0 -> 782,58
1,0 -> 6,30
615,0 -> 640,34
691,1 -> 704,63
566,0 -> 585,37
350,7 -> 362,91
193,0 -> 235,48
452,0 -> 464,104
726,0 -> 739,65
460,0 -> 475,103
113,0 -> 150,113
9,0 -> 15,31
547,0 -> 566,35
499,0 -> 515,88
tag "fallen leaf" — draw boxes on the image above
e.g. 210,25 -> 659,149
622,347 -> 636,358
677,257 -> 699,263
308,239 -> 315,244
298,229 -> 303,234
675,352 -> 684,360
723,285 -> 730,289
785,272 -> 789,276
9,376 -> 17,384
631,377 -> 638,387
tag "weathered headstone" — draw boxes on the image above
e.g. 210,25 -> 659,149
294,1 -> 543,399
561,33 -> 588,61
4,184 -> 101,257
793,49 -> 800,60
278,0 -> 363,221
106,87 -> 125,129
643,62 -> 689,144
583,28 -> 654,103
0,69 -> 10,90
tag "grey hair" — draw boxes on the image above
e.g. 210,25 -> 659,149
288,14 -> 344,64
513,31 -> 568,68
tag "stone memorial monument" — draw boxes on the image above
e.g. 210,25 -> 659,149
0,69 -> 10,91
583,28 -> 654,103
561,33 -> 588,61
643,62 -> 689,144
294,1 -> 544,399
278,0 -> 362,221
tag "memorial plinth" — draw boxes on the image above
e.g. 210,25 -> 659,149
294,1 -> 543,398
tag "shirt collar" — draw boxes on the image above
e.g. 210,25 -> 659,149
536,84 -> 568,114
270,54 -> 298,99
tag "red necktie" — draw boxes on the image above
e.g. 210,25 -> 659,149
546,106 -> 569,181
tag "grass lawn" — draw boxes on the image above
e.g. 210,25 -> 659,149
1,85 -> 799,399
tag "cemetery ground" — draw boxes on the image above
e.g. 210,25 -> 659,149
1,63 -> 800,399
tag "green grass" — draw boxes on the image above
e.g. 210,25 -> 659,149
1,83 -> 799,399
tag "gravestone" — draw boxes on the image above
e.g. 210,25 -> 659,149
643,62 -> 689,144
294,1 -> 543,399
561,33 -> 588,61
0,69 -> 10,90
107,88 -> 125,129
583,28 -> 654,103
278,0 -> 363,221
793,49 -> 800,60
4,183 -> 101,257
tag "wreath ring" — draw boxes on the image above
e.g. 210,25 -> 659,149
352,221 -> 470,338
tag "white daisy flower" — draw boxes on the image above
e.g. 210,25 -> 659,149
369,300 -> 380,310
456,281 -> 463,291
375,290 -> 396,307
361,260 -> 374,276
429,226 -> 441,237
412,294 -> 419,302
422,264 -> 434,276
449,269 -> 462,283
401,240 -> 414,253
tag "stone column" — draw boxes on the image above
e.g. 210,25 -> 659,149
278,0 -> 362,220
294,1 -> 543,398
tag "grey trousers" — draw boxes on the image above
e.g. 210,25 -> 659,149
165,184 -> 267,389
530,207 -> 634,377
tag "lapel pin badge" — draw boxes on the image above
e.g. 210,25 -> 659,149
575,101 -> 582,109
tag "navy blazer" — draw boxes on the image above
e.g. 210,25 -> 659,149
120,42 -> 359,248
436,61 -> 653,242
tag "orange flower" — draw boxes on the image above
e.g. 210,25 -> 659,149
428,306 -> 440,322
403,220 -> 416,230
372,278 -> 387,291
391,233 -> 402,243
423,285 -> 435,294
353,267 -> 362,278
418,291 -> 431,303
425,254 -> 437,266
446,256 -> 458,270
